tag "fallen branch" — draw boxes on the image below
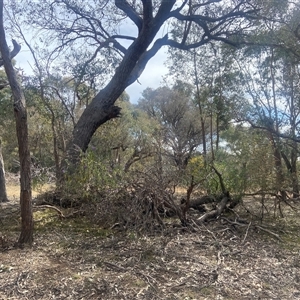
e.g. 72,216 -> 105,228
220,217 -> 283,242
34,205 -> 65,218
189,195 -> 216,209
255,225 -> 283,242
242,221 -> 251,244
33,205 -> 83,219
197,193 -> 230,223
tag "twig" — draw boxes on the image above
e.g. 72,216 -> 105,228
33,205 -> 83,219
102,261 -> 127,272
135,270 -> 159,294
33,205 -> 65,218
242,221 -> 251,244
255,225 -> 283,242
201,222 -> 218,241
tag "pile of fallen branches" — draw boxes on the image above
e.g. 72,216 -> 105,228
33,166 -> 241,232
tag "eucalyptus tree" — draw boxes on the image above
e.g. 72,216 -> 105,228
195,0 -> 300,198
0,0 -> 33,246
231,38 -> 300,198
24,74 -> 96,183
0,140 -> 8,202
138,82 -> 202,172
11,0 -> 259,169
0,70 -> 11,202
167,42 -> 244,162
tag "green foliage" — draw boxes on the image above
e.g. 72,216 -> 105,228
64,150 -> 123,198
219,126 -> 276,194
186,156 -> 206,183
0,70 -> 19,171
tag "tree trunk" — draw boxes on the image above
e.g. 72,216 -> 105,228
0,139 -> 8,202
64,2 -> 175,168
193,51 -> 207,160
290,143 -> 299,198
0,0 -> 33,246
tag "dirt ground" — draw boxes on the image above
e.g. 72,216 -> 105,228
1,192 -> 300,299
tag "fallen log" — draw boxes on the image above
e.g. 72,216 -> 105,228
197,192 -> 230,223
189,195 -> 217,210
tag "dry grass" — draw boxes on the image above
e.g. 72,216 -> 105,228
6,184 -> 54,200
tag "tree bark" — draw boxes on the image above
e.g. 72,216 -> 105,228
0,139 -> 8,202
65,1 -> 176,167
59,0 -> 258,171
0,0 -> 33,246
197,193 -> 230,223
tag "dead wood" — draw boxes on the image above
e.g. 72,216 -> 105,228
189,195 -> 217,210
220,217 -> 283,242
197,193 -> 230,223
255,225 -> 283,242
33,205 -> 83,219
34,204 -> 64,216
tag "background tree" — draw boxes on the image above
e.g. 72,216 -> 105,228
0,139 -> 8,202
0,69 -> 11,202
11,0 -> 259,170
138,82 -> 201,172
0,0 -> 33,246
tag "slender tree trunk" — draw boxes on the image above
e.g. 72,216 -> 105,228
290,145 -> 299,197
286,61 -> 299,197
0,0 -> 33,246
21,35 -> 62,185
193,51 -> 207,160
269,48 -> 285,199
216,113 -> 220,152
268,132 -> 284,198
210,111 -> 215,161
0,139 -> 8,202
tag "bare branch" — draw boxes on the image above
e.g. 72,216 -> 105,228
192,0 -> 222,9
172,7 -> 258,23
0,39 -> 21,67
165,38 -> 211,50
237,118 -> 300,143
127,34 -> 169,85
115,0 -> 142,31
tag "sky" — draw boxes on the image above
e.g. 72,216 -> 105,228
14,38 -> 169,105
11,1 -> 173,105
125,47 -> 169,103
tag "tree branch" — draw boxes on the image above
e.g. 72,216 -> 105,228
239,118 -> 300,143
127,34 -> 169,85
0,39 -> 21,67
192,0 -> 221,9
115,0 -> 142,31
154,0 -> 176,27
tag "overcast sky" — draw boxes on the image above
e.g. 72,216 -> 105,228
125,47 -> 169,103
14,41 -> 169,104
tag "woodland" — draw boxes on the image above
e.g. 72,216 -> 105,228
1,0 -> 300,299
